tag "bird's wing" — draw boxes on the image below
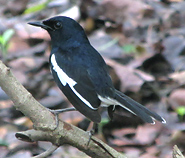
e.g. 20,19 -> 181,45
49,52 -> 101,123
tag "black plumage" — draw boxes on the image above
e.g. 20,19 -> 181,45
28,16 -> 166,125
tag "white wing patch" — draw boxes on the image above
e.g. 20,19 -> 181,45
51,54 -> 97,110
51,54 -> 76,86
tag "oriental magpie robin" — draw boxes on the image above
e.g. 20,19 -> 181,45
28,16 -> 166,128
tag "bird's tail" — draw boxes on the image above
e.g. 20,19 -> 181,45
115,90 -> 166,124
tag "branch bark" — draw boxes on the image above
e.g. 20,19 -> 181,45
173,145 -> 184,158
0,60 -> 126,158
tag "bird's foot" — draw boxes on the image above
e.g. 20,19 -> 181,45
48,107 -> 76,130
86,123 -> 97,146
87,128 -> 95,146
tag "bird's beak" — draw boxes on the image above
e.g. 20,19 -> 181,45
28,21 -> 53,30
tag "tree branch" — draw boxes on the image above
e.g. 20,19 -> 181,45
0,60 -> 126,158
173,145 -> 184,158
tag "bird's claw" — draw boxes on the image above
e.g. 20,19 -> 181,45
87,128 -> 95,146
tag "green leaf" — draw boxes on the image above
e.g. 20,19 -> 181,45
122,44 -> 136,54
23,0 -> 51,14
2,29 -> 15,46
100,118 -> 109,126
176,106 -> 185,116
0,138 -> 9,146
0,36 -> 4,44
98,118 -> 109,134
0,29 -> 14,57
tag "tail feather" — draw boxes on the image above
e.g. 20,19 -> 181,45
115,90 -> 166,124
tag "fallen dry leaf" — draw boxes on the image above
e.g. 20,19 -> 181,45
170,71 -> 185,85
135,123 -> 162,145
105,58 -> 154,92
169,89 -> 185,105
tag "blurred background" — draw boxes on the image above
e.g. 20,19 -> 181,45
0,0 -> 185,157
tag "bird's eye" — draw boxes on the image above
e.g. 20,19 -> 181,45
54,22 -> 62,29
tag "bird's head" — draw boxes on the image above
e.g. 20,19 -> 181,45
28,16 -> 89,47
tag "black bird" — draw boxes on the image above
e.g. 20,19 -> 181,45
28,16 -> 166,128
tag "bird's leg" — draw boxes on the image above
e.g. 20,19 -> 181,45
87,122 -> 97,146
50,107 -> 76,114
48,107 -> 76,129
